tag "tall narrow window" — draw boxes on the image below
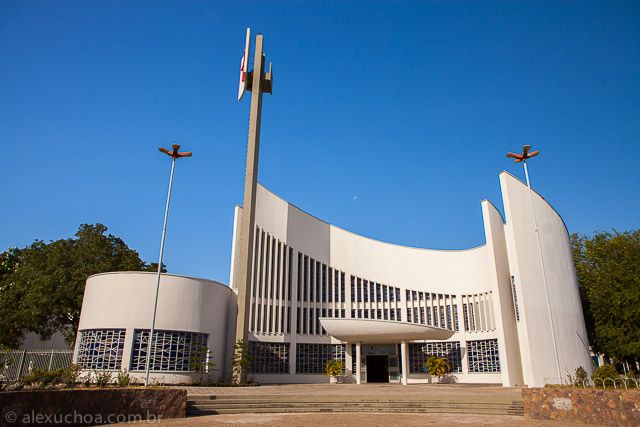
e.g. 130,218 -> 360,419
363,280 -> 368,302
328,267 -> 333,303
468,302 -> 476,330
351,276 -> 356,303
297,253 -> 302,302
303,256 -> 309,301
463,303 -> 470,331
315,261 -> 320,304
453,304 -> 459,332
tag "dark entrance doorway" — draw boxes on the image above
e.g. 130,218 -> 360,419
366,355 -> 389,383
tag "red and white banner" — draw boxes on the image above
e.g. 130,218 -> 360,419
237,28 -> 251,101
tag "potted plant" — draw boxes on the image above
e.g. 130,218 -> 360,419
324,359 -> 344,384
423,355 -> 450,383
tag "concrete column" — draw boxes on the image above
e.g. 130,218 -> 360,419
345,342 -> 352,378
233,33 -> 269,384
400,340 -> 408,385
355,342 -> 361,385
289,342 -> 296,376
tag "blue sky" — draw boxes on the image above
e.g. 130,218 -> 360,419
1,1 -> 639,284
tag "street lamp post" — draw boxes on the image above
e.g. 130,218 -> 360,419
145,143 -> 192,386
506,145 -> 562,384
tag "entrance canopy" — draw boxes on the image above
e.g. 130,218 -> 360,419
319,318 -> 454,344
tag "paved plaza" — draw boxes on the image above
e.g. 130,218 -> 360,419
130,412 -> 583,427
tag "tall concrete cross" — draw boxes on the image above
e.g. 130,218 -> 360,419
233,29 -> 272,383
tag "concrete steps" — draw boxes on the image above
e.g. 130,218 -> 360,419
186,395 -> 524,417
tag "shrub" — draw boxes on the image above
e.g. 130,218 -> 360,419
20,368 -> 64,388
94,370 -> 113,387
424,356 -> 450,380
324,359 -> 344,378
61,364 -> 82,387
592,364 -> 619,387
81,371 -> 93,387
574,366 -> 589,386
116,369 -> 132,387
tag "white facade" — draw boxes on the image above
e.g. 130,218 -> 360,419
73,171 -> 591,387
230,171 -> 591,387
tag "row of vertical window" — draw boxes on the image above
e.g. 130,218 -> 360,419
297,253 -> 346,303
249,228 -> 293,335
350,276 -> 401,303
249,229 -> 495,337
350,308 -> 402,321
295,253 -> 347,336
349,275 -> 404,323
404,292 -> 459,332
461,292 -> 495,332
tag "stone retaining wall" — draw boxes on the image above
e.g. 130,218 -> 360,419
0,388 -> 186,426
522,387 -> 640,426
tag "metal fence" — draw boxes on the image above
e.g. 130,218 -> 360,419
0,350 -> 73,383
544,376 -> 640,390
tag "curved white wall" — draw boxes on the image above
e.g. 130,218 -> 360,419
501,172 -> 592,386
235,183 -> 510,385
253,185 -> 492,296
74,272 -> 235,384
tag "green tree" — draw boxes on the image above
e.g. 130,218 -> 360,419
232,339 -> 253,384
571,230 -> 640,364
190,344 -> 217,384
0,224 -> 161,348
